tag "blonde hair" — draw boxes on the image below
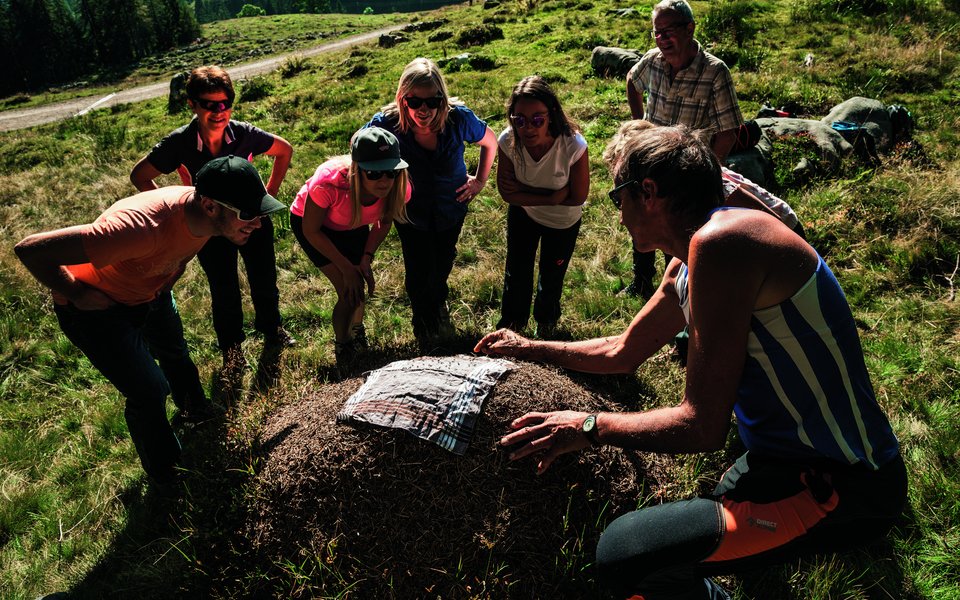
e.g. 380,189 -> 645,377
341,157 -> 409,228
381,57 -> 464,134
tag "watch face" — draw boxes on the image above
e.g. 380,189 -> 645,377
583,415 -> 597,433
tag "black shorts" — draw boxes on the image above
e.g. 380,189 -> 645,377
291,214 -> 370,269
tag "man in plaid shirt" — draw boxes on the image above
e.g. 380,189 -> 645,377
624,0 -> 745,299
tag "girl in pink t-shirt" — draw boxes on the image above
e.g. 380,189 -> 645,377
291,127 -> 410,364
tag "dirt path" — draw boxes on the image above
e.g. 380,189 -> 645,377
0,24 -> 403,133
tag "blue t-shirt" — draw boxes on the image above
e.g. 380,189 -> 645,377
146,118 -> 275,180
366,105 -> 487,231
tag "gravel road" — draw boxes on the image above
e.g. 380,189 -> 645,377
0,24 -> 403,133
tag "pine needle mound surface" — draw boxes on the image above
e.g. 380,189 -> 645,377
246,361 -> 656,596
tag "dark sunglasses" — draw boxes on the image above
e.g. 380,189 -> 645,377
404,95 -> 443,110
192,97 -> 233,113
608,180 -> 637,209
363,169 -> 401,180
510,113 -> 547,129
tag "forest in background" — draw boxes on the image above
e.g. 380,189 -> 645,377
0,0 -> 454,97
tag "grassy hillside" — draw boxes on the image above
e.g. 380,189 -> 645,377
1,0 -> 959,597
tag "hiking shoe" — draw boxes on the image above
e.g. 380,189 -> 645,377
350,323 -> 369,350
179,398 -> 226,423
150,470 -> 185,500
618,278 -> 654,300
222,343 -> 247,372
335,339 -> 359,366
264,327 -> 297,350
535,321 -> 558,339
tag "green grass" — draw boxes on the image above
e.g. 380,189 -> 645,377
2,0 -> 960,598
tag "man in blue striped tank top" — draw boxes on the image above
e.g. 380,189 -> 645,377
475,124 -> 906,599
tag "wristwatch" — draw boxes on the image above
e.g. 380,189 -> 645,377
582,414 -> 600,447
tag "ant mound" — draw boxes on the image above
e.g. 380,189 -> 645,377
245,361 -> 658,596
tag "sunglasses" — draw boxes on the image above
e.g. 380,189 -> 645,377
608,180 -> 637,209
192,97 -> 233,113
363,169 -> 401,180
404,95 -> 443,110
403,96 -> 443,110
213,199 -> 258,222
510,113 -> 547,129
652,22 -> 690,40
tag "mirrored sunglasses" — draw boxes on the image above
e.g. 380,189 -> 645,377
510,113 -> 547,129
404,96 -> 443,110
193,97 -> 233,113
213,199 -> 257,222
363,169 -> 401,180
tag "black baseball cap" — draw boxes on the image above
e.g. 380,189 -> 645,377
351,127 -> 409,171
195,155 -> 286,219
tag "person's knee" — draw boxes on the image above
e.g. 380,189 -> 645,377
596,499 -> 722,594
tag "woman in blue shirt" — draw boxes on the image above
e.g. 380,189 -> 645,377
367,57 -> 497,344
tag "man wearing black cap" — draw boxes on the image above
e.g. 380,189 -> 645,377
15,156 -> 285,494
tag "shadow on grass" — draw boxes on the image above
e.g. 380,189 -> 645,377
64,414 -> 242,599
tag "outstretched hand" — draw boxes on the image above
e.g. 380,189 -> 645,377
500,411 -> 592,475
474,328 -> 530,356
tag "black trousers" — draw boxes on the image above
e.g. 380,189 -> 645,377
395,219 -> 464,336
197,216 -> 282,351
497,205 -> 580,331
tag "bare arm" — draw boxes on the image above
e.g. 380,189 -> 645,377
14,227 -> 114,309
357,218 -> 394,296
129,157 -> 163,192
627,77 -> 645,120
560,149 -> 590,207
456,126 -> 498,202
263,135 -> 294,197
710,128 -> 738,162
496,147 -> 569,207
499,233 -> 761,473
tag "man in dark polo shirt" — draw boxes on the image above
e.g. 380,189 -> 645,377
130,65 -> 294,378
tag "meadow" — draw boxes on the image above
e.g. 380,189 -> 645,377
1,0 -> 959,597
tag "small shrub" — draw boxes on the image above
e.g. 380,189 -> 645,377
538,71 -> 568,84
279,55 -> 308,78
236,3 -> 266,18
428,30 -> 453,42
238,76 -> 274,103
454,24 -> 504,47
363,6 -> 374,14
